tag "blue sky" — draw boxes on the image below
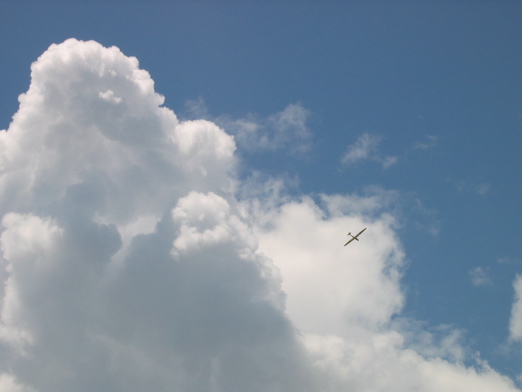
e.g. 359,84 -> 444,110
1,1 -> 522,390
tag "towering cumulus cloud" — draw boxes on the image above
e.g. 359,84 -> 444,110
0,39 -> 519,391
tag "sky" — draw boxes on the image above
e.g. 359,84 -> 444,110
0,1 -> 521,391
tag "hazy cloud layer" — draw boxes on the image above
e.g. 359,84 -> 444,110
0,39 -> 519,392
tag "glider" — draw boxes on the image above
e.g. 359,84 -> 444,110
344,228 -> 366,246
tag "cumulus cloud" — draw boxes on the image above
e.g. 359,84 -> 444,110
0,38 -> 307,392
252,194 -> 405,335
0,38 -> 519,392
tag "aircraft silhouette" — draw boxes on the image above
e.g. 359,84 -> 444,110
344,228 -> 366,246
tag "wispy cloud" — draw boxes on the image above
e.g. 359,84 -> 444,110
183,99 -> 313,155
469,266 -> 492,287
509,275 -> 522,342
477,183 -> 491,195
411,198 -> 441,238
413,135 -> 438,150
341,133 -> 381,164
340,133 -> 397,169
449,178 -> 492,196
227,102 -> 312,155
340,133 -> 438,171
498,256 -> 521,265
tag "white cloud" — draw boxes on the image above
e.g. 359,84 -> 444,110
382,155 -> 399,169
0,374 -> 35,392
341,133 -> 381,164
477,183 -> 491,195
181,98 -> 312,155
98,89 -> 122,104
303,330 -> 519,392
246,188 -> 519,391
341,133 -> 397,169
451,179 -> 492,196
0,38 -> 519,392
509,275 -> 522,342
498,256 -> 521,265
218,102 -> 312,154
469,266 -> 492,287
252,194 -> 405,335
0,38 -> 304,392
413,135 -> 438,150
